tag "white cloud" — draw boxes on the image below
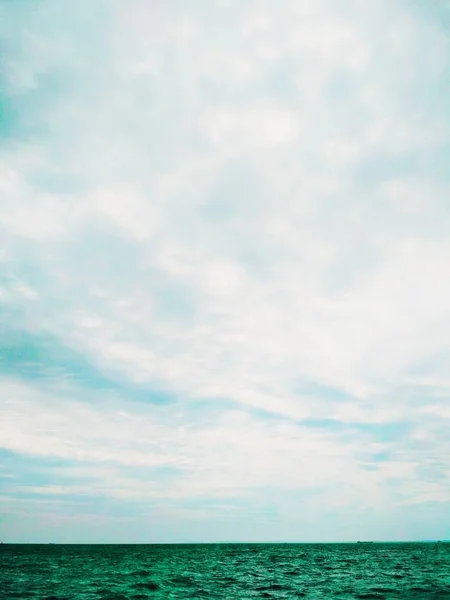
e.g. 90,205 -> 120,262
1,0 -> 450,540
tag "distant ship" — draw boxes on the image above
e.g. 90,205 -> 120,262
356,541 -> 374,544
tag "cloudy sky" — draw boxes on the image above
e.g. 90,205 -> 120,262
1,0 -> 450,543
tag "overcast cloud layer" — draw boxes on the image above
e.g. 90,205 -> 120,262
1,0 -> 450,543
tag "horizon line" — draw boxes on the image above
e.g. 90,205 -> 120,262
2,540 -> 448,545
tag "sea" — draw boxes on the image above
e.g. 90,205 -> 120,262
1,542 -> 449,600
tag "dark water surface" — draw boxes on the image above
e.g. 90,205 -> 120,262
1,542 -> 449,599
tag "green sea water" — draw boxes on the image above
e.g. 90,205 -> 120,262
1,542 -> 449,599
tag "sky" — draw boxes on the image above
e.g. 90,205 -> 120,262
0,0 -> 450,544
